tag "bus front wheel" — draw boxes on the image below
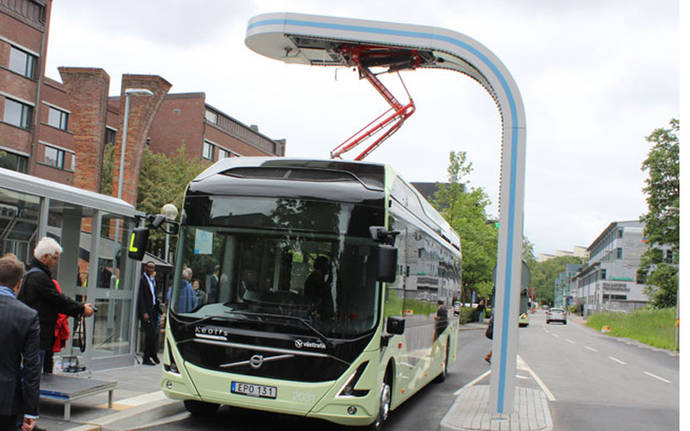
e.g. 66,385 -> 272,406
184,400 -> 219,416
365,381 -> 391,430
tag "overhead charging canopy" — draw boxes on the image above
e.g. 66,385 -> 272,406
245,12 -> 526,416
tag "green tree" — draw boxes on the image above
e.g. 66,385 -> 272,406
639,118 -> 679,307
433,151 -> 498,302
531,255 -> 584,305
136,145 -> 206,260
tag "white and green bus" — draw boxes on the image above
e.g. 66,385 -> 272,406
154,157 -> 461,429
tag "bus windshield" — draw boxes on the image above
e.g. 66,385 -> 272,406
168,197 -> 383,339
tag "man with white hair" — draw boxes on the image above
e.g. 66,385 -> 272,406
19,238 -> 94,374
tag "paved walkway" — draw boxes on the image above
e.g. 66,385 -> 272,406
36,360 -> 181,431
440,385 -> 553,431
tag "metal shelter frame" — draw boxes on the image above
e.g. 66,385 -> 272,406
0,167 -> 144,370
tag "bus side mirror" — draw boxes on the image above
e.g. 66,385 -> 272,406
376,244 -> 398,283
386,316 -> 405,335
128,227 -> 149,261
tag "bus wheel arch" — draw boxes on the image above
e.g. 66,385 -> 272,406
434,338 -> 450,383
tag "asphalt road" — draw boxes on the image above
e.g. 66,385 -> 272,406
518,310 -> 679,431
139,312 -> 679,430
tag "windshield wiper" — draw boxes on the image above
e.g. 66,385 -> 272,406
231,310 -> 331,348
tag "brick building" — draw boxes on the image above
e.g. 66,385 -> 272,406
1,0 -> 285,205
1,0 -> 287,369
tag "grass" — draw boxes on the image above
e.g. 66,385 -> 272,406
586,307 -> 678,350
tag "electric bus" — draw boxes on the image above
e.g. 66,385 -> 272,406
154,157 -> 462,429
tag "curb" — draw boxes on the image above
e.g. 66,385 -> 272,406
64,398 -> 185,431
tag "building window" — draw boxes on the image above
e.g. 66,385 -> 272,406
3,98 -> 33,129
105,128 -> 116,146
217,148 -> 228,159
617,229 -> 623,238
44,146 -> 65,169
204,109 -> 218,124
8,46 -> 37,79
0,150 -> 28,173
202,141 -> 215,160
48,107 -> 69,130
600,269 -> 607,280
616,248 -> 623,259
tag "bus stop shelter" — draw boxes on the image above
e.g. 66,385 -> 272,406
0,167 -> 144,370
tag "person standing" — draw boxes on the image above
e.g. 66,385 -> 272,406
304,256 -> 333,319
167,267 -> 197,313
19,238 -> 94,373
477,298 -> 486,323
434,300 -> 449,341
0,254 -> 40,431
137,262 -> 160,366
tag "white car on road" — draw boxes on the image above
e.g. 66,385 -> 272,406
546,307 -> 567,324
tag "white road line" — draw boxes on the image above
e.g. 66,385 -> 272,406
516,374 -> 529,380
453,370 -> 492,395
608,356 -> 627,365
584,346 -> 598,352
565,338 -> 575,344
551,333 -> 560,338
517,355 -> 556,402
644,371 -> 671,384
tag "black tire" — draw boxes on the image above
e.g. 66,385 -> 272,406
184,400 -> 220,416
364,380 -> 391,430
564,321 -> 567,325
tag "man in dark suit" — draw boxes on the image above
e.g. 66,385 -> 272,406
0,254 -> 40,431
137,261 -> 160,365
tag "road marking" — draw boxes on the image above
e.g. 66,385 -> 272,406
453,370 -> 492,395
584,346 -> 598,352
565,338 -> 575,344
551,333 -> 560,338
517,355 -> 556,401
608,356 -> 626,365
644,371 -> 671,384
516,374 -> 529,380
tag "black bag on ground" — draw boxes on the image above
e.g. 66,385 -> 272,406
485,317 -> 493,340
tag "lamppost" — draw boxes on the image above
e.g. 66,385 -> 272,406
113,89 -> 153,277
117,88 -> 153,202
161,203 -> 179,262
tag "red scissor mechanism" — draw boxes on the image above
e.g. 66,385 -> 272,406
330,45 -> 422,160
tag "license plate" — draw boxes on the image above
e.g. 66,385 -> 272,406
231,381 -> 277,399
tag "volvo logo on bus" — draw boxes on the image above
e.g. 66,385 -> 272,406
294,339 -> 327,350
249,355 -> 264,369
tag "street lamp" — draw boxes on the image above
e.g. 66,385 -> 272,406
117,88 -> 154,202
113,88 -> 153,271
161,203 -> 178,262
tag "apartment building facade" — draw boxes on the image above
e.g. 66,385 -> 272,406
574,221 -> 651,316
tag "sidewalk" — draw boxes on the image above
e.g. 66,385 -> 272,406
440,385 -> 552,431
444,315 -> 554,430
36,359 -> 185,431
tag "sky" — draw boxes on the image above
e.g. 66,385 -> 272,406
44,0 -> 680,257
